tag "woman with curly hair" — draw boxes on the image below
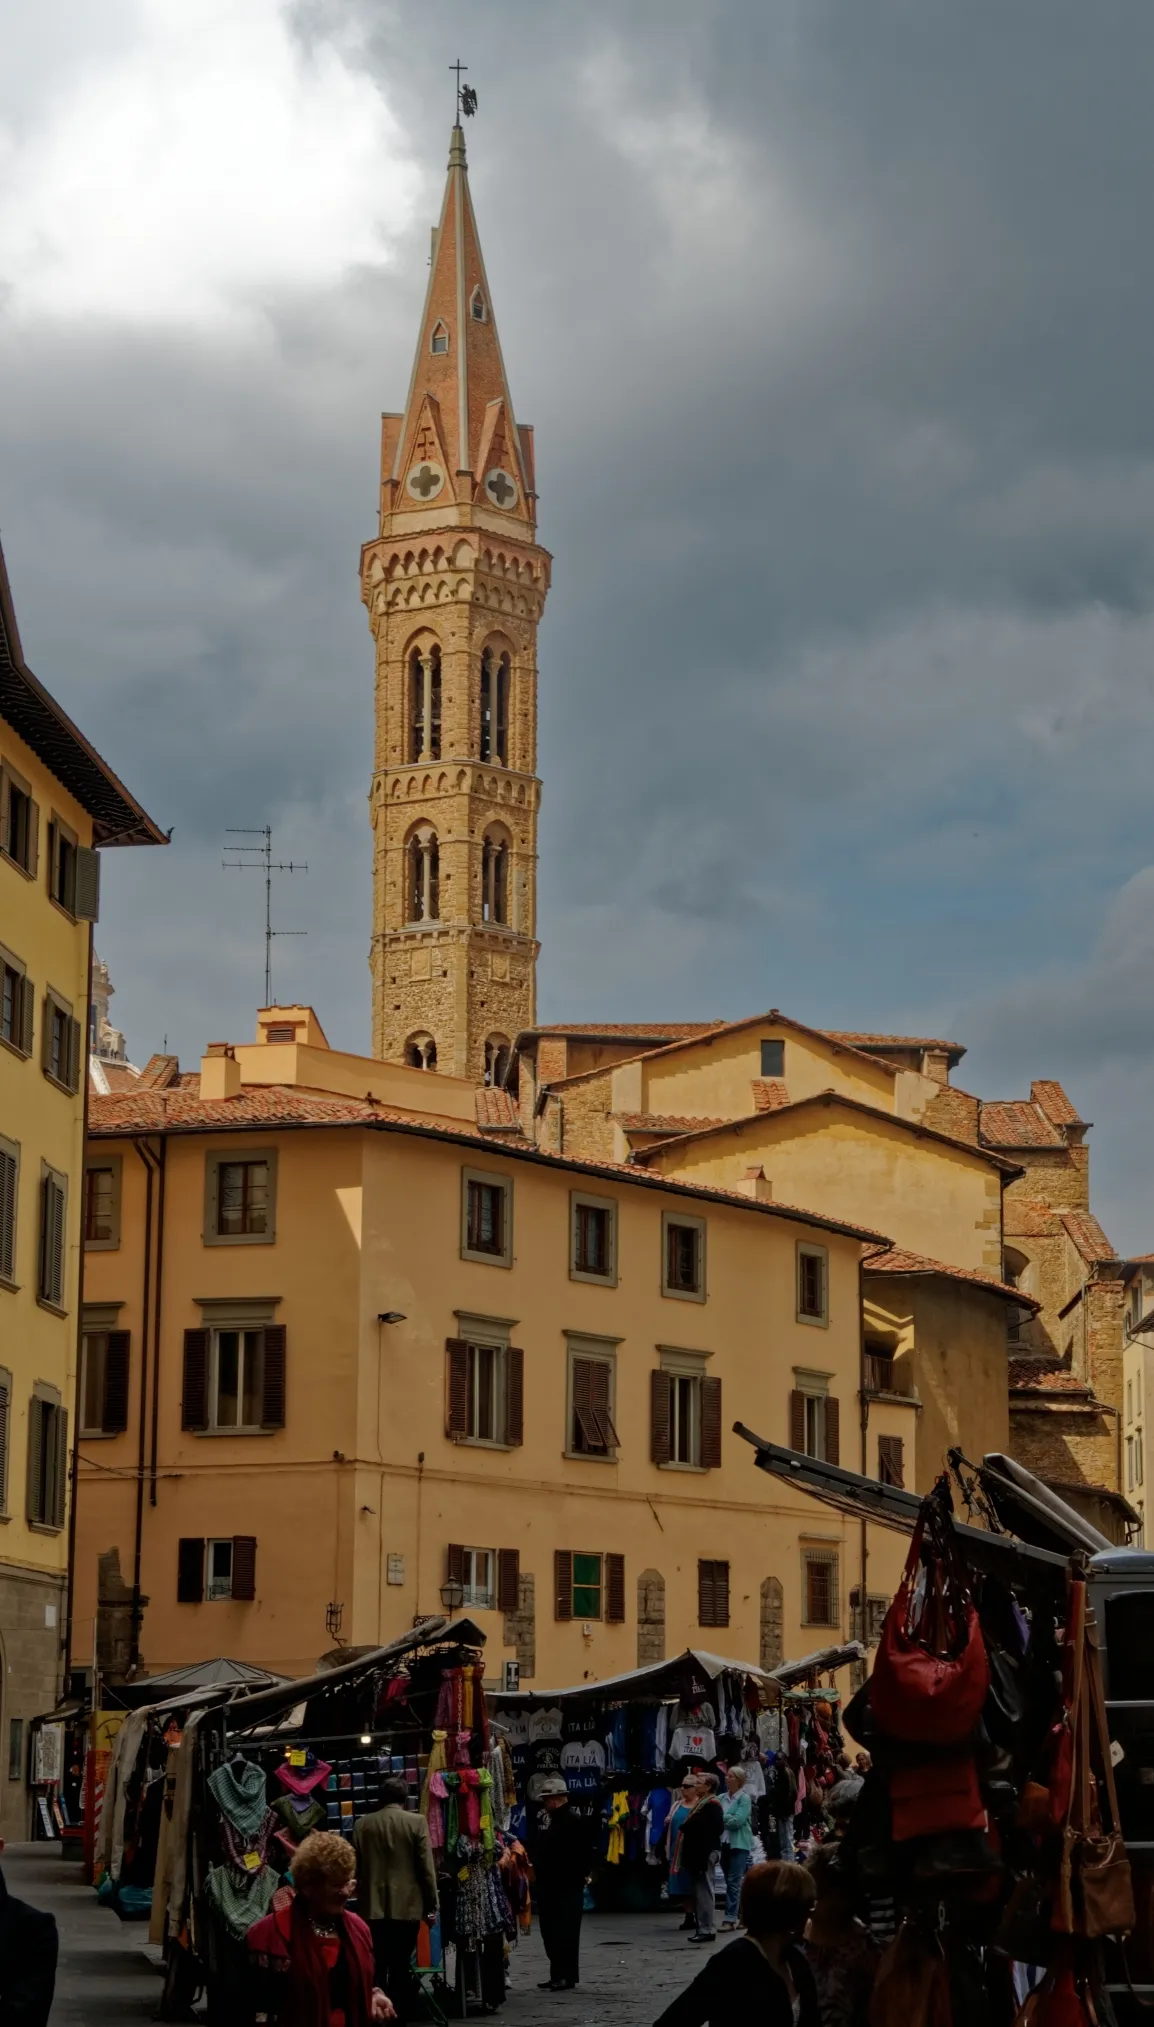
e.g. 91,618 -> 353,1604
246,1830 -> 394,2026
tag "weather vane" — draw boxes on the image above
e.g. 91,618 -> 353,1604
451,60 -> 478,120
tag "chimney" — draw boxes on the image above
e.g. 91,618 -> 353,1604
742,1165 -> 773,1202
200,1043 -> 241,1101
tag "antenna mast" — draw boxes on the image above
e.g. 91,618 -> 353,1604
223,826 -> 308,1006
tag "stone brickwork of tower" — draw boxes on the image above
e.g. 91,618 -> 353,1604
360,125 -> 551,1081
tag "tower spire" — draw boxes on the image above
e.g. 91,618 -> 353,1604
360,120 -> 551,1081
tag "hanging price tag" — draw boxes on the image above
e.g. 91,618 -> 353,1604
1110,1739 -> 1125,1768
243,1851 -> 262,1871
289,1750 -> 307,1767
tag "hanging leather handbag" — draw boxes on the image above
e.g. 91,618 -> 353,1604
1013,1961 -> 1097,2027
1078,1612 -> 1135,1939
871,1500 -> 989,1745
889,1754 -> 985,1842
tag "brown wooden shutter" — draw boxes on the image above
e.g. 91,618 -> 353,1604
446,1339 -> 468,1440
46,822 -> 57,902
506,1345 -> 524,1446
260,1324 -> 287,1429
181,1329 -> 209,1431
40,995 -> 51,1075
789,1388 -> 806,1452
650,1369 -> 672,1465
103,1332 -> 130,1434
714,1558 -> 730,1627
231,1536 -> 257,1601
52,1408 -> 68,1528
177,1537 -> 204,1602
590,1359 -> 619,1450
697,1559 -> 714,1624
554,1548 -> 573,1621
25,1398 -> 43,1523
0,1149 -> 15,1282
0,1371 -> 10,1511
606,1552 -> 626,1623
74,846 -> 101,923
26,800 -> 39,880
19,976 -> 33,1058
447,1543 -> 466,1586
572,1357 -> 595,1449
878,1434 -> 904,1487
825,1395 -> 840,1465
66,1016 -> 82,1093
700,1376 -> 722,1469
497,1547 -> 520,1613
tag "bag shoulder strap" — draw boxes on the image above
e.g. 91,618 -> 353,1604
1065,1582 -> 1089,1836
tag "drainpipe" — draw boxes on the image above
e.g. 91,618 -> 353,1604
62,923 -> 95,1690
129,1141 -> 159,1673
148,1137 -> 167,1506
858,1254 -> 869,1648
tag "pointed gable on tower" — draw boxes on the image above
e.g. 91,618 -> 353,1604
384,125 -> 535,530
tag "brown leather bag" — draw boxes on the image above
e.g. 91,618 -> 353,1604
1078,1613 -> 1135,1939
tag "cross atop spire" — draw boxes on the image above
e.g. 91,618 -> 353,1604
379,115 -> 536,533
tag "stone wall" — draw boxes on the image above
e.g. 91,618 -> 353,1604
0,1563 -> 65,1844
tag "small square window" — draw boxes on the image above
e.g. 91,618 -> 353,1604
461,1169 -> 512,1267
570,1192 -> 616,1284
1,766 -> 36,877
206,1538 -> 234,1600
760,1038 -> 785,1078
572,1552 -> 602,1621
804,1551 -> 839,1627
663,1213 -> 705,1302
204,1150 -> 277,1246
797,1244 -> 828,1325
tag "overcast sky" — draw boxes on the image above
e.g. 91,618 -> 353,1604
3,1 -> 1154,1246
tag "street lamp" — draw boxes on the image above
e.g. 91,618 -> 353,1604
439,1578 -> 465,1614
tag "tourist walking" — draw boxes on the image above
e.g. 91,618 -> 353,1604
653,1860 -> 820,2027
247,1830 -> 394,2023
666,1778 -> 700,1930
680,1773 -> 724,1945
531,1776 -> 592,1991
719,1766 -> 753,1930
0,1845 -> 57,2027
353,1777 -> 439,2022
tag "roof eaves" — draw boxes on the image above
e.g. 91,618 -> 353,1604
538,1008 -> 901,1095
630,1090 -> 1023,1174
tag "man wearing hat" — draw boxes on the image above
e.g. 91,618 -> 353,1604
531,1777 -> 592,1992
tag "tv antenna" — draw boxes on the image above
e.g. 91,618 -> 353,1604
223,826 -> 308,1007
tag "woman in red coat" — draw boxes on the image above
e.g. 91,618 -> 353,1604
247,1831 -> 394,2027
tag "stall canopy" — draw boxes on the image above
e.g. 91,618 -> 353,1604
105,1659 -> 289,1711
491,1644 -> 855,1709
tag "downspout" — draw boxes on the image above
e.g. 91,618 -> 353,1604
62,922 -> 95,1689
149,1137 -> 167,1505
858,1253 -> 869,1652
129,1141 -> 158,1673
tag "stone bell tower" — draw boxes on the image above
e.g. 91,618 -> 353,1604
360,124 -> 551,1082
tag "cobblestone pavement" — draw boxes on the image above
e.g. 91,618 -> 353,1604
3,1842 -> 704,2026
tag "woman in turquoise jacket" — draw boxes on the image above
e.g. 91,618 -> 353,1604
719,1767 -> 754,1929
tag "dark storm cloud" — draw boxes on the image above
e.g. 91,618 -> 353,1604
4,1 -> 1154,1240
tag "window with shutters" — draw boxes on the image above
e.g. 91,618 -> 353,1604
461,1168 -> 512,1266
0,1137 -> 18,1288
652,1352 -> 722,1471
27,1385 -> 67,1529
42,990 -> 81,1095
803,1550 -> 840,1628
83,1158 -> 121,1250
204,1149 -> 277,1246
446,1543 -> 520,1613
570,1192 -> 617,1285
566,1340 -> 619,1459
0,1366 -> 11,1511
0,944 -> 33,1059
37,1166 -> 67,1310
208,1328 -> 265,1431
462,1547 -> 495,1609
662,1212 -> 705,1302
445,1326 -> 522,1448
790,1372 -> 839,1464
47,815 -> 78,916
877,1434 -> 905,1488
573,1553 -> 602,1619
555,1549 -> 625,1623
697,1559 -> 730,1629
0,763 -> 37,876
79,1324 -> 129,1437
797,1243 -> 828,1325
207,1539 -> 234,1599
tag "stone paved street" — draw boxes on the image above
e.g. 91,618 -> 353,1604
3,1843 -> 704,2026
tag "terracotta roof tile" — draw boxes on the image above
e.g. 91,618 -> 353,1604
616,1113 -> 729,1135
475,1088 -> 522,1131
1008,1359 -> 1096,1397
825,1032 -> 964,1056
980,1101 -> 1064,1149
1058,1209 -> 1117,1264
1031,1080 -> 1084,1129
632,1090 -> 1020,1172
864,1246 -> 1038,1309
751,1079 -> 790,1112
532,1021 -> 724,1039
1005,1197 -> 1062,1238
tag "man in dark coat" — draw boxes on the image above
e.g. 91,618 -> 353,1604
531,1777 -> 591,1992
680,1774 -> 725,1944
0,1848 -> 58,2027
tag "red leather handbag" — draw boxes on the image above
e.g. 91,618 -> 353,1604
890,1755 -> 985,1841
871,1497 -> 990,1745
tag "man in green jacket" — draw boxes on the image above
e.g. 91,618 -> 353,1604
353,1779 -> 438,2022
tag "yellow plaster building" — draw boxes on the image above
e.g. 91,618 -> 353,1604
0,542 -> 163,1835
75,1010 -> 910,1685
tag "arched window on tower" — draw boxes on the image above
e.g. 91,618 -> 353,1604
407,825 -> 440,923
479,647 -> 510,764
485,1035 -> 512,1088
409,645 -> 442,762
405,1032 -> 438,1071
481,831 -> 508,925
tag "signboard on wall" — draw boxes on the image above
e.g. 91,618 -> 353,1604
32,1724 -> 63,1786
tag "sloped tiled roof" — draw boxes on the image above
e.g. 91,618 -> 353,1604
864,1246 -> 1039,1310
88,1059 -> 141,1096
475,1087 -> 522,1131
632,1089 -> 1021,1172
826,1031 -> 965,1059
539,1010 -> 900,1094
980,1101 -> 1065,1149
1058,1209 -> 1117,1264
1031,1080 -> 1085,1129
1008,1360 -> 1096,1398
531,1022 -> 724,1040
616,1113 -> 728,1135
751,1079 -> 790,1112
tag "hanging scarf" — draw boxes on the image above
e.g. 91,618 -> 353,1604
276,1757 -> 333,1800
221,1807 -> 278,1874
209,1758 -> 271,1839
204,1859 -> 279,1941
422,1733 -> 448,1851
605,1790 -> 628,1864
